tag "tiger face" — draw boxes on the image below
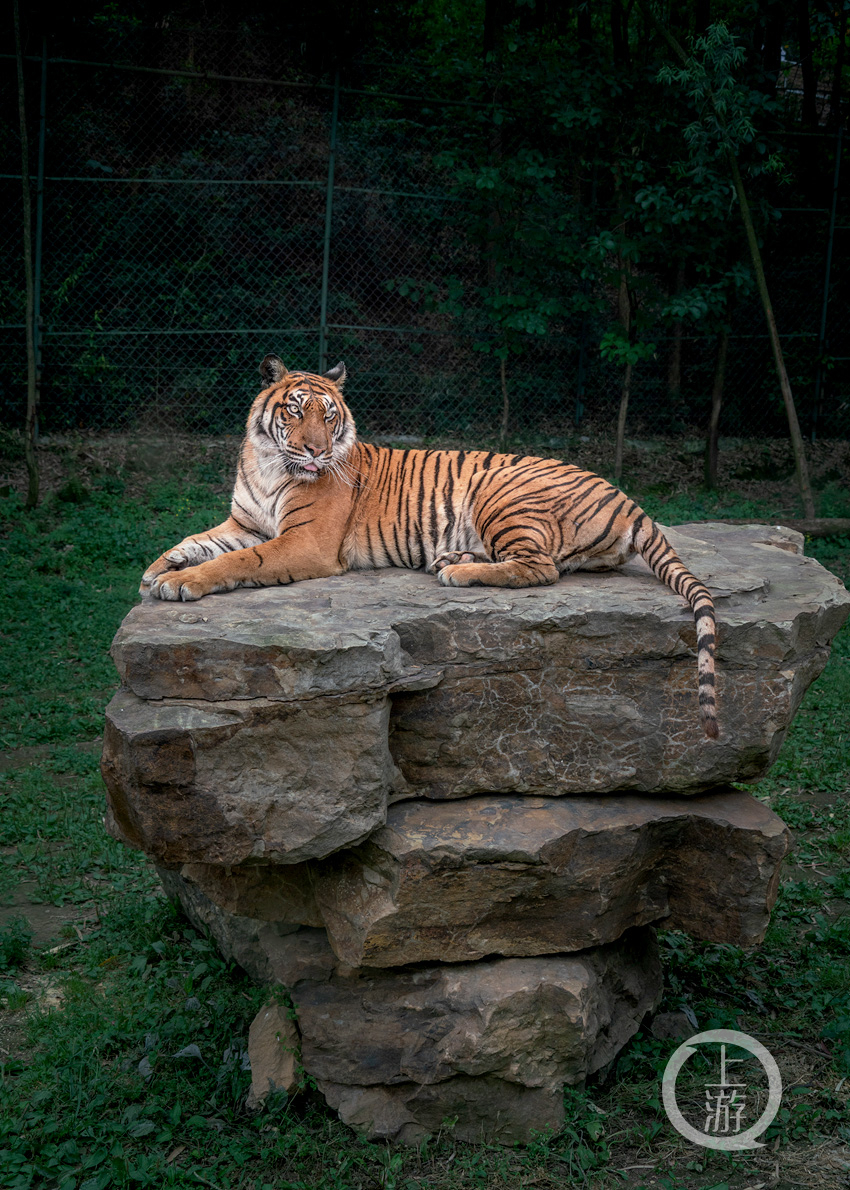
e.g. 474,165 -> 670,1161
251,355 -> 356,482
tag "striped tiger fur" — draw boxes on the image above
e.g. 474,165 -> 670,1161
142,355 -> 718,738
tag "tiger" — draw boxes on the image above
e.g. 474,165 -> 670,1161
141,355 -> 718,739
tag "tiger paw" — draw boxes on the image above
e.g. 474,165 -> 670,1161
437,562 -> 483,587
142,544 -> 202,588
432,551 -> 479,572
148,566 -> 211,602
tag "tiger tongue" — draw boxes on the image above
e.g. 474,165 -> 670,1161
304,462 -> 319,472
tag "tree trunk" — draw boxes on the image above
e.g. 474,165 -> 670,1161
762,1 -> 783,89
613,232 -> 633,485
483,0 -> 507,61
486,116 -> 503,287
704,326 -> 729,489
614,361 -> 632,485
693,0 -> 710,38
14,0 -> 38,510
728,153 -> 816,518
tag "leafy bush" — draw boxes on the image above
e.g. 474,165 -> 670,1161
0,916 -> 33,971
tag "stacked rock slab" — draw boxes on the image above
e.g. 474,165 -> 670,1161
102,523 -> 850,1143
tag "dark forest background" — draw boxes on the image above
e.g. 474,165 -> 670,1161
4,0 -> 850,446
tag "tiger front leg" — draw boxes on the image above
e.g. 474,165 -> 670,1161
147,535 -> 346,602
140,516 -> 266,591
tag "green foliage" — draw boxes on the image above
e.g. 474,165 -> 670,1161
599,328 -> 657,368
658,24 -> 770,160
0,916 -> 33,971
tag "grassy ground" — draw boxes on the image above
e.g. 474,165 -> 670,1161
0,432 -> 848,1190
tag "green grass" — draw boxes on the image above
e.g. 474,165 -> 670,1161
0,445 -> 848,1189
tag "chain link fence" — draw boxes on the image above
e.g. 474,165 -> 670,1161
3,34 -> 849,446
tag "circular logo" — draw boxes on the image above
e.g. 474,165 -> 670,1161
661,1028 -> 782,1151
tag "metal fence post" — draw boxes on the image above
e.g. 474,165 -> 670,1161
318,72 -> 339,374
32,37 -> 47,440
812,123 -> 842,440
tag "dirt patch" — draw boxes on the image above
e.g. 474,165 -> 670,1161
0,882 -> 91,949
0,886 -> 98,1065
0,739 -> 102,775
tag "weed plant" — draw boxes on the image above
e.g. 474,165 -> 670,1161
0,442 -> 848,1189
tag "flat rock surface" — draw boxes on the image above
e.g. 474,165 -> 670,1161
105,526 -> 850,849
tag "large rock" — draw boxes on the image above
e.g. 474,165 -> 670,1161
313,787 -> 790,964
170,787 -> 790,963
157,866 -> 313,983
294,933 -> 661,1093
318,1078 -> 561,1146
304,934 -> 662,1145
159,869 -> 661,1144
247,1003 -> 300,1106
101,688 -> 397,864
104,524 -> 849,865
176,859 -> 322,926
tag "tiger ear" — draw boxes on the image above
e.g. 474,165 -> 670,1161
324,361 -> 346,389
259,354 -> 287,385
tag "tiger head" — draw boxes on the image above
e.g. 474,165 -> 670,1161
249,354 -> 356,481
